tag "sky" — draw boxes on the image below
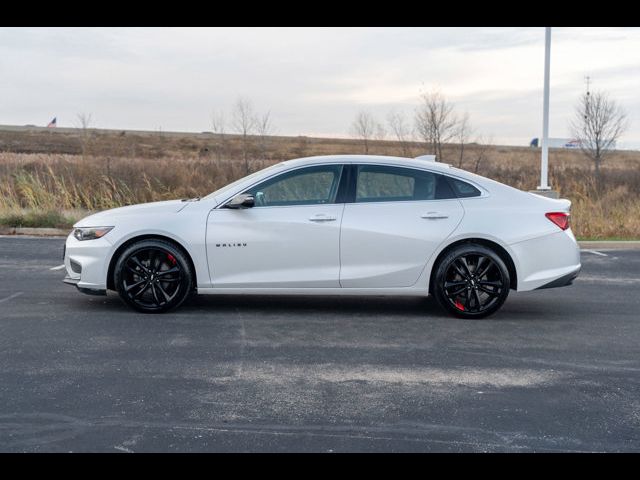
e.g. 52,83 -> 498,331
1,27 -> 639,148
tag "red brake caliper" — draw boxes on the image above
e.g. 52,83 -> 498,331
454,300 -> 465,311
167,254 -> 177,265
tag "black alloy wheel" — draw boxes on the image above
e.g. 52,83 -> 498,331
114,239 -> 193,313
433,244 -> 510,319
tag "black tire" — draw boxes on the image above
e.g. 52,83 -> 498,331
114,239 -> 194,313
432,243 -> 510,319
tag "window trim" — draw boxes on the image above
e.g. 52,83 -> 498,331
214,161 -> 488,210
219,163 -> 346,209
348,163 -> 487,204
443,175 -> 483,199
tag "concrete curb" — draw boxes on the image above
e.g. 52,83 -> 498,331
0,226 -> 70,237
578,241 -> 640,250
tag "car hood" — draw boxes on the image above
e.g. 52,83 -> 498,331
74,199 -> 190,227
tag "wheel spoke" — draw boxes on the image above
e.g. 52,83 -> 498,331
465,288 -> 472,310
125,278 -> 146,292
473,289 -> 483,309
445,279 -> 467,295
156,282 -> 173,302
133,282 -> 151,298
150,283 -> 161,305
452,260 -> 469,279
129,256 -> 149,274
160,278 -> 180,285
447,285 -> 467,296
478,285 -> 499,296
156,267 -> 180,277
147,250 -> 157,271
476,259 -> 494,279
126,264 -> 142,276
475,256 -> 487,275
460,257 -> 473,276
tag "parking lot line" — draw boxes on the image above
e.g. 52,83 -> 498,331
581,249 -> 608,257
49,264 -> 66,271
0,292 -> 24,304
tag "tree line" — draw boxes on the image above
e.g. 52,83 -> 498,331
350,89 -> 492,173
350,87 -> 629,189
73,85 -> 629,190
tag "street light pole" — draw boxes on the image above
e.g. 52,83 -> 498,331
538,26 -> 551,191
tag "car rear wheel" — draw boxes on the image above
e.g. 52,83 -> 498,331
432,243 -> 510,319
114,239 -> 193,313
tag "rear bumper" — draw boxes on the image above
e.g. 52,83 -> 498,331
535,265 -> 581,289
510,229 -> 581,291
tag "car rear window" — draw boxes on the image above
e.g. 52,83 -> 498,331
447,177 -> 482,198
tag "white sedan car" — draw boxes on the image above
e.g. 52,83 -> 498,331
63,155 -> 581,319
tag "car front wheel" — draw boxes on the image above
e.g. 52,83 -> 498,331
114,239 -> 193,313
432,243 -> 510,319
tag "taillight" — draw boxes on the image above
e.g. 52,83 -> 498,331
545,212 -> 570,230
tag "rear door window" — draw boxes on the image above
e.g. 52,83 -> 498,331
355,165 -> 458,202
356,165 -> 439,203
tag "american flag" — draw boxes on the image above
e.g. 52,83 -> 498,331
47,117 -> 57,128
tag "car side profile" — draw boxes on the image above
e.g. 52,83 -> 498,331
63,155 -> 581,318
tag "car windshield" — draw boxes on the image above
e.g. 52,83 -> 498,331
202,162 -> 286,201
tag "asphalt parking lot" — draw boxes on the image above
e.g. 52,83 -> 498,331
1,236 -> 639,452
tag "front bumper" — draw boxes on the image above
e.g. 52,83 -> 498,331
63,275 -> 106,296
63,231 -> 113,293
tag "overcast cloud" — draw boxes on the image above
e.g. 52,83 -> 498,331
1,27 -> 639,148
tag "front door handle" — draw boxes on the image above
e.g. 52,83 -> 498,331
421,212 -> 449,220
309,214 -> 337,222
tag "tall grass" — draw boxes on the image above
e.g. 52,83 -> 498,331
1,148 -> 639,238
0,153 -> 275,211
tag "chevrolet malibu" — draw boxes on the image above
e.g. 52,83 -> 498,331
63,155 -> 581,318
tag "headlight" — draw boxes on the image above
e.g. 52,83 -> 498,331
73,226 -> 114,241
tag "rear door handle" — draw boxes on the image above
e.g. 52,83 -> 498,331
309,214 -> 337,222
421,212 -> 449,220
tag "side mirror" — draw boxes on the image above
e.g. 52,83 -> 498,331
224,193 -> 255,209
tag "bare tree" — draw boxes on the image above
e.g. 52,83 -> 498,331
471,135 -> 493,174
256,110 -> 275,158
455,112 -> 472,168
231,97 -> 257,173
414,90 -> 459,162
570,89 -> 628,190
211,109 -> 226,161
350,111 -> 378,154
211,110 -> 226,135
77,112 -> 93,129
386,109 -> 413,157
76,112 -> 93,157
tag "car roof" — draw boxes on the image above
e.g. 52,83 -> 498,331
278,154 -> 454,171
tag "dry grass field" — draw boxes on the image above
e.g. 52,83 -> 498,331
1,126 -> 639,239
